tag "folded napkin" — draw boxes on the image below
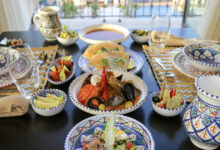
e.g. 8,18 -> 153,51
0,95 -> 29,118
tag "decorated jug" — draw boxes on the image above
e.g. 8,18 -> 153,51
33,6 -> 61,41
183,75 -> 220,149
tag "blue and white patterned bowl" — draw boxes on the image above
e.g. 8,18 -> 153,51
68,69 -> 148,115
64,115 -> 155,150
46,57 -> 75,85
183,43 -> 220,71
151,91 -> 186,117
30,89 -> 67,116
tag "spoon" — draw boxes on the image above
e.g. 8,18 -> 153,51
37,52 -> 47,68
154,58 -> 175,77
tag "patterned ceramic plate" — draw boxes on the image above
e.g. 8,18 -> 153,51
78,49 -> 144,74
68,70 -> 148,115
0,54 -> 31,88
0,47 -> 19,88
172,52 -> 219,79
64,115 -> 155,150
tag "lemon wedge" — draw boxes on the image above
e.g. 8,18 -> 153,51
36,96 -> 57,103
127,58 -> 136,70
34,100 -> 59,108
46,93 -> 64,104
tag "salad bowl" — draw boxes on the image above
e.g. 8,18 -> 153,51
68,69 -> 148,115
64,114 -> 155,150
151,91 -> 186,117
183,43 -> 220,71
46,56 -> 75,85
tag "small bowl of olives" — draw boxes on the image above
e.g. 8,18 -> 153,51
57,25 -> 79,46
131,29 -> 149,44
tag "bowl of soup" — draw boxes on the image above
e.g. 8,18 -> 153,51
79,24 -> 130,44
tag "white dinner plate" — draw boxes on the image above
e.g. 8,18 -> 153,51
78,49 -> 144,74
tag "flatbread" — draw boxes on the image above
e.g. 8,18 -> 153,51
89,51 -> 129,70
83,41 -> 125,59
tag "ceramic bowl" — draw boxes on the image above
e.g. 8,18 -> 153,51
64,114 -> 155,150
46,57 -> 75,85
30,89 -> 67,116
183,43 -> 220,71
68,69 -> 148,115
151,91 -> 186,117
130,29 -> 149,44
195,74 -> 220,101
57,35 -> 79,46
79,24 -> 130,44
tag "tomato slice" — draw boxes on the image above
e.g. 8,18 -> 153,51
125,142 -> 134,150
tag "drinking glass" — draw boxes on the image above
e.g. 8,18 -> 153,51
149,14 -> 170,51
9,43 -> 40,99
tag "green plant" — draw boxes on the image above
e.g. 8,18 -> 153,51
131,3 -> 140,17
90,3 -> 100,11
63,1 -> 78,16
90,0 -> 100,17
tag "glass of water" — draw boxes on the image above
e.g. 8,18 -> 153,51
9,43 -> 40,99
149,14 -> 170,51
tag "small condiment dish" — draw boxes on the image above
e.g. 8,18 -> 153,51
46,57 -> 75,85
131,29 -> 149,44
183,43 -> 220,71
57,34 -> 79,46
151,91 -> 186,117
30,89 -> 67,117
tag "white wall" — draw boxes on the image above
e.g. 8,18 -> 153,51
0,0 -> 38,33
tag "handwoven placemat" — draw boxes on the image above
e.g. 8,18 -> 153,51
0,46 -> 58,97
143,45 -> 196,102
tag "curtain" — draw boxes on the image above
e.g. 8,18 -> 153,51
198,0 -> 220,40
0,0 -> 38,33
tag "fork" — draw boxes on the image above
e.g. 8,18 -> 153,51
154,58 -> 175,77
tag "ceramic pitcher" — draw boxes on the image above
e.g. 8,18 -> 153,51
33,6 -> 61,41
183,75 -> 220,150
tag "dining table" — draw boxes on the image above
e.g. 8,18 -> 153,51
0,28 -> 207,150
